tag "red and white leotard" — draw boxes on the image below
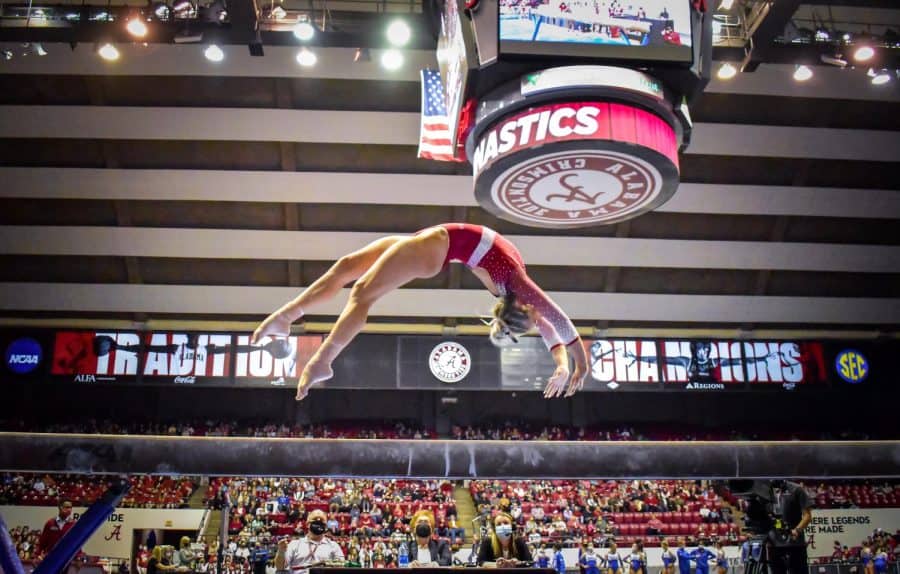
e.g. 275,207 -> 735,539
435,223 -> 579,350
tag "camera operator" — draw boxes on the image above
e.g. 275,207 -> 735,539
770,481 -> 813,574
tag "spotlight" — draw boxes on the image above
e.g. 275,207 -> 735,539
842,32 -> 851,42
717,0 -> 733,10
97,43 -> 120,61
814,28 -> 830,42
380,49 -> 404,70
793,65 -> 813,82
871,69 -> 891,85
293,16 -> 315,41
386,19 -> 411,47
126,18 -> 148,38
354,47 -> 371,62
152,2 -> 171,19
2,49 -> 12,60
172,0 -> 195,17
853,45 -> 874,62
204,44 -> 224,62
295,47 -> 316,67
716,62 -> 737,80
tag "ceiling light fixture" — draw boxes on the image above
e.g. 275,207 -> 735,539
793,65 -> 813,82
386,19 -> 411,47
716,62 -> 737,80
381,49 -> 404,70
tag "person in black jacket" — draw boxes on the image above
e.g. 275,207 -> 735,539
409,510 -> 452,567
477,512 -> 532,567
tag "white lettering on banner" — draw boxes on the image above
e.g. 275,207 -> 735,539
9,354 -> 39,364
472,105 -> 605,175
590,340 -> 658,383
233,335 -> 297,378
95,332 -> 139,376
143,333 -> 231,377
0,506 -> 206,559
803,509 -> 900,558
743,342 -> 803,383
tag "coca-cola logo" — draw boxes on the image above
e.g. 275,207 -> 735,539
173,375 -> 196,384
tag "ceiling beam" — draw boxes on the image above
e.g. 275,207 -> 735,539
1,226 -> 898,273
1,283 -> 897,324
1,106 -> 898,162
2,169 -> 898,220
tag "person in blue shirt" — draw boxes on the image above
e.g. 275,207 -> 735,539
553,543 -> 566,574
739,539 -> 750,570
581,545 -> 602,574
714,541 -> 727,574
690,540 -> 716,574
536,544 -> 551,569
873,547 -> 889,574
861,542 -> 874,574
660,539 -> 676,574
676,538 -> 693,574
627,541 -> 646,574
605,542 -> 623,574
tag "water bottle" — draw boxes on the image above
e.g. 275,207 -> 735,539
398,542 -> 409,568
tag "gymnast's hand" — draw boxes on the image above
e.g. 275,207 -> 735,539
565,364 -> 587,397
543,365 -> 570,398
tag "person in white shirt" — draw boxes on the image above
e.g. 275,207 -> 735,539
274,510 -> 344,574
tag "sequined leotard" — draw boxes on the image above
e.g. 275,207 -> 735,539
430,223 -> 579,350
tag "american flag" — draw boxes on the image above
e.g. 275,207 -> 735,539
417,69 -> 461,162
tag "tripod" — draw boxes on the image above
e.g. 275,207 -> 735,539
743,537 -> 771,574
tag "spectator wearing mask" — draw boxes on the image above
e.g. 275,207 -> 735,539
408,510 -> 451,567
477,512 -> 532,567
175,536 -> 197,569
275,510 -> 344,574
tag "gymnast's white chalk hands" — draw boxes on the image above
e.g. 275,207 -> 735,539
543,365 -> 570,398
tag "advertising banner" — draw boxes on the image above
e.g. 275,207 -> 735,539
50,331 -> 142,384
398,336 -> 500,390
805,508 -> 900,559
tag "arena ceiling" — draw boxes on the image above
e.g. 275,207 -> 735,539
0,1 -> 898,340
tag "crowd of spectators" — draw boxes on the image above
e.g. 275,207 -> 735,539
0,474 -> 196,508
470,479 -> 737,548
8,525 -> 41,562
1,418 -> 886,442
819,528 -> 900,566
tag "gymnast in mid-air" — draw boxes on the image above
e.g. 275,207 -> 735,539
252,223 -> 589,400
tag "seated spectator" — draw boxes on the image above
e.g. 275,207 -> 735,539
408,510 -> 451,567
477,512 -> 532,567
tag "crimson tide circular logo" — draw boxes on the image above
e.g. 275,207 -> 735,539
471,101 -> 680,228
428,341 -> 471,383
490,150 -> 662,227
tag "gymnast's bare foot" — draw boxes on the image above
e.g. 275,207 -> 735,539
251,311 -> 294,345
295,359 -> 334,401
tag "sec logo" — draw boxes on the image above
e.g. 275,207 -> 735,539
835,349 -> 868,384
428,342 -> 471,383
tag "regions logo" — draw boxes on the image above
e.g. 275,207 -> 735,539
835,349 -> 868,384
5,337 -> 43,374
428,342 -> 472,384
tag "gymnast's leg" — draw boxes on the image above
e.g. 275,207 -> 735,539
295,227 -> 448,399
251,235 -> 405,344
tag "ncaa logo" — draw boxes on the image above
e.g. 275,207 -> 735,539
835,349 -> 868,384
5,337 -> 43,374
490,150 -> 663,227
